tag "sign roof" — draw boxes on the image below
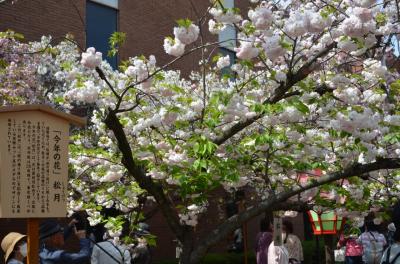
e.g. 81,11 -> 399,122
0,105 -> 86,127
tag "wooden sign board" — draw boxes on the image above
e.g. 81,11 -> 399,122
273,217 -> 283,246
0,105 -> 85,218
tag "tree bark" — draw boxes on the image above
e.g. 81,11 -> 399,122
324,235 -> 334,264
187,158 -> 400,263
180,231 -> 196,264
106,105 -> 400,263
104,109 -> 185,241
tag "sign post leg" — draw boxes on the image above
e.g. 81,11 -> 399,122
27,218 -> 39,264
243,220 -> 248,264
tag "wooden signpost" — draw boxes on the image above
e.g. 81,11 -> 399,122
0,105 -> 86,264
273,216 -> 283,246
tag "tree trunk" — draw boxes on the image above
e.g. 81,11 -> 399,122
324,235 -> 334,264
180,252 -> 198,264
179,231 -> 199,264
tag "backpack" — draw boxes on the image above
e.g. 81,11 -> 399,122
365,232 -> 384,264
381,246 -> 400,264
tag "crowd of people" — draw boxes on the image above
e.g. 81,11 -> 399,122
0,219 -> 151,264
4,211 -> 400,264
255,213 -> 400,264
336,218 -> 400,264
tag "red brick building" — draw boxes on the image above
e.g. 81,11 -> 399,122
0,0 -> 234,74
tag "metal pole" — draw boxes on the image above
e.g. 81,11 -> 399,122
239,201 -> 248,264
27,218 -> 39,264
243,220 -> 248,264
316,235 -> 320,264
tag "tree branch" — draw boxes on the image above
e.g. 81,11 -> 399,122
212,42 -> 337,145
190,158 -> 400,263
104,109 -> 185,241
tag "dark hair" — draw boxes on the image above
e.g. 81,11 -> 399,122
71,212 -> 88,231
365,220 -> 378,232
9,240 -> 25,260
393,228 -> 400,242
8,251 -> 16,261
393,200 -> 400,223
283,220 -> 294,234
260,218 -> 272,232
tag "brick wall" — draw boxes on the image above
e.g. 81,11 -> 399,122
0,0 -> 219,76
0,0 -> 86,47
119,0 -> 218,76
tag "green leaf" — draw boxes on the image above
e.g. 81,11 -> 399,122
176,18 -> 192,28
292,100 -> 309,114
279,40 -> 292,50
240,59 -> 254,68
212,54 -> 222,63
0,58 -> 8,69
376,13 -> 387,25
108,31 -> 126,58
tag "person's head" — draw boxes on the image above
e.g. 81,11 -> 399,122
365,219 -> 378,232
260,218 -> 272,232
388,223 -> 396,233
343,223 -> 361,237
1,232 -> 27,262
40,220 -> 64,248
134,222 -> 150,238
282,220 -> 293,234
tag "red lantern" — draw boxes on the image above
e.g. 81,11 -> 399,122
297,169 -> 345,235
307,210 -> 345,235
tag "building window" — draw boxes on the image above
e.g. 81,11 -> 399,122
218,0 -> 236,76
218,0 -> 236,51
89,0 -> 118,9
86,0 -> 118,68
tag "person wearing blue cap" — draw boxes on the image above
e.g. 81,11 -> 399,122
39,219 -> 90,264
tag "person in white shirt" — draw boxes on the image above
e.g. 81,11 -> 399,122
1,232 -> 27,264
91,234 -> 131,264
268,241 -> 290,264
282,220 -> 303,264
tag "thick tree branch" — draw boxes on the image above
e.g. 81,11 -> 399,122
190,158 -> 400,263
104,109 -> 185,241
212,42 -> 337,145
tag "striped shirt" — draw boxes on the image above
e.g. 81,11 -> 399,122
358,231 -> 387,263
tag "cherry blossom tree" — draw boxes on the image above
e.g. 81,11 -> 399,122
3,0 -> 400,263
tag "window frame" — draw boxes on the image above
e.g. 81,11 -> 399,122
89,0 -> 118,9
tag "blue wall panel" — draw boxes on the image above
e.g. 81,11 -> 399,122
86,1 -> 117,68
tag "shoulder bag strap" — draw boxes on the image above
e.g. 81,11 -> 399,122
106,240 -> 126,262
385,246 -> 391,264
369,233 -> 379,264
87,237 -> 122,264
391,250 -> 400,264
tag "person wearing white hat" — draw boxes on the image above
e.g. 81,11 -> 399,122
1,232 -> 27,264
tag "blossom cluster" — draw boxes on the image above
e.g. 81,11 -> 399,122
3,0 -> 400,244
